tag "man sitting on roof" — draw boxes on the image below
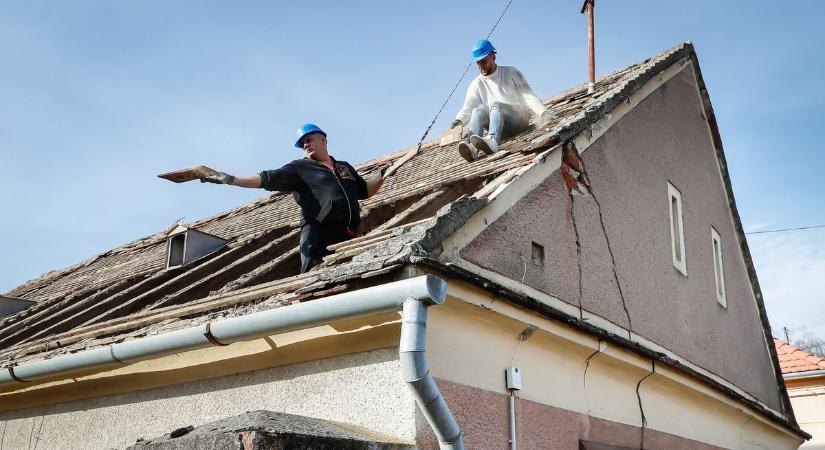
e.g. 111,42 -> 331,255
450,39 -> 556,162
200,124 -> 385,273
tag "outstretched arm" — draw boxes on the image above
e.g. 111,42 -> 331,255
230,174 -> 262,188
201,171 -> 262,188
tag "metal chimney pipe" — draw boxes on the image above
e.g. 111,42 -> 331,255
581,0 -> 596,94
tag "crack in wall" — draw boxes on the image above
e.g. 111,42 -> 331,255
568,193 -> 585,320
737,416 -> 755,449
582,343 -> 602,418
581,341 -> 604,443
562,141 -> 634,339
26,416 -> 36,450
589,190 -> 634,339
635,360 -> 655,450
33,415 -> 44,450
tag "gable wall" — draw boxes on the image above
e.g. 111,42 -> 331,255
461,65 -> 782,410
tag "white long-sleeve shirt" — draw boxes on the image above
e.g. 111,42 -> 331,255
455,65 -> 546,125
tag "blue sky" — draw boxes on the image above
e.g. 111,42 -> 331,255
1,1 -> 823,338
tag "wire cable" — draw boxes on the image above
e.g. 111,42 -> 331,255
409,0 -> 515,154
745,224 -> 825,235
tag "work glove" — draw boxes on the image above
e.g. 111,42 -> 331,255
537,109 -> 559,128
379,164 -> 390,177
450,119 -> 463,129
200,171 -> 235,185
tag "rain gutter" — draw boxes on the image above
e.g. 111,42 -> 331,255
783,370 -> 825,381
0,275 -> 463,449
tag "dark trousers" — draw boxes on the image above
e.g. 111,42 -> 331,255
299,223 -> 351,273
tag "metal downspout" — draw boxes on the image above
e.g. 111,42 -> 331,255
400,298 -> 464,449
508,393 -> 517,450
0,275 -> 463,447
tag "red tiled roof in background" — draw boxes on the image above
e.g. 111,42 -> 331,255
774,338 -> 825,374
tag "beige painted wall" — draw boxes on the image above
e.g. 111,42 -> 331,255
424,279 -> 803,449
787,381 -> 825,449
0,348 -> 416,450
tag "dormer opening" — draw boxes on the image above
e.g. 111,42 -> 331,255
165,225 -> 228,270
0,296 -> 36,319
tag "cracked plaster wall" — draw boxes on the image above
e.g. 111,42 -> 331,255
461,66 -> 782,411
416,378 -> 728,450
0,348 -> 415,450
419,289 -> 800,449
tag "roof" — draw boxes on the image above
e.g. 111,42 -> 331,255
0,41 -> 808,439
0,42 -> 694,367
774,338 -> 825,374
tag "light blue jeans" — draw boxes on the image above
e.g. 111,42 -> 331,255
467,102 -> 531,146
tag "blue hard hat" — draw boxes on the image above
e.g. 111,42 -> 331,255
472,39 -> 496,62
295,123 -> 327,148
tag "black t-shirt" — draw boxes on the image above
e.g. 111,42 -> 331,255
259,157 -> 368,230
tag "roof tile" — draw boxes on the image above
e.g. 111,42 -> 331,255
773,338 -> 825,373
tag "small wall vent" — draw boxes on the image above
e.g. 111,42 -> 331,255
165,225 -> 228,270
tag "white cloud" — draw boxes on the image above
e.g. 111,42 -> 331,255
747,229 -> 825,339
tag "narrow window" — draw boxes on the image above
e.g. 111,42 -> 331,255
667,182 -> 687,275
531,241 -> 545,267
711,227 -> 726,308
167,234 -> 186,268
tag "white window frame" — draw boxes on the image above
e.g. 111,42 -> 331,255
668,182 -> 687,276
711,227 -> 727,308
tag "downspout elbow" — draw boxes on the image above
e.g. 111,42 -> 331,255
400,298 -> 464,450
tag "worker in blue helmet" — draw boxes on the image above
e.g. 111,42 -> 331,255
449,39 -> 557,162
200,124 -> 386,272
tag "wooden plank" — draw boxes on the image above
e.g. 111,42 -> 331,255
147,229 -> 301,309
0,269 -> 178,349
211,247 -> 301,296
157,165 -> 219,183
369,188 -> 449,234
0,276 -> 140,344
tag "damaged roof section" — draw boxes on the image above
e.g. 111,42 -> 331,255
0,43 -> 695,367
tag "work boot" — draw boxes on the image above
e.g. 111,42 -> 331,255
471,135 -> 498,155
458,141 -> 478,162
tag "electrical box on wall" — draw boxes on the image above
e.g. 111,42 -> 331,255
505,367 -> 522,390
